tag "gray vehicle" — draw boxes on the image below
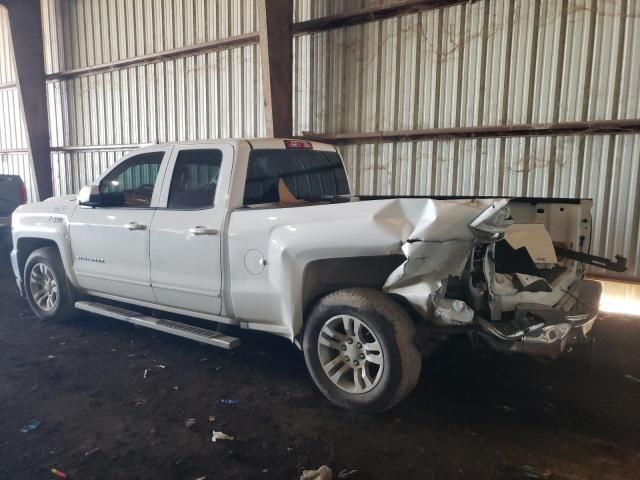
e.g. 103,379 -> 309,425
0,174 -> 27,246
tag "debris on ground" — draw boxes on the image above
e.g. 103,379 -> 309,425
338,469 -> 358,479
625,374 -> 640,384
184,418 -> 196,428
211,430 -> 234,442
143,369 -> 150,379
496,404 -> 515,413
194,477 -> 206,480
219,399 -> 239,406
51,468 -> 68,479
84,447 -> 101,457
155,364 -> 166,369
208,415 -> 215,423
20,419 -> 42,433
520,465 -> 542,479
47,355 -> 56,359
301,465 -> 332,480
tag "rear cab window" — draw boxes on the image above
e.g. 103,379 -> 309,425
243,149 -> 350,207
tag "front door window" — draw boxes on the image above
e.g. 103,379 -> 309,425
100,152 -> 164,208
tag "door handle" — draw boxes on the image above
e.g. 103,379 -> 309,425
125,222 -> 147,231
189,226 -> 218,236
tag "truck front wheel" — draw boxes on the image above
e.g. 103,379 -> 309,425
24,247 -> 77,322
303,288 -> 422,413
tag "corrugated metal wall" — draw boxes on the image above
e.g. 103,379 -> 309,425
0,0 -> 639,281
40,0 -> 264,196
338,134 -> 640,278
294,0 -> 640,132
293,0 -> 640,279
0,7 -> 37,202
599,280 -> 640,314
294,0 -> 401,22
0,8 -> 15,85
42,0 -> 257,73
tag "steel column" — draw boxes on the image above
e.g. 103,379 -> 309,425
258,0 -> 293,138
2,0 -> 52,200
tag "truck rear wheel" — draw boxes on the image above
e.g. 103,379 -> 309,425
24,247 -> 77,322
303,288 -> 421,413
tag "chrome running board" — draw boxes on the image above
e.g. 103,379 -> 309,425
75,301 -> 240,350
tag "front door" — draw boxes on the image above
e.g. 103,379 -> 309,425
149,145 -> 232,315
70,149 -> 171,302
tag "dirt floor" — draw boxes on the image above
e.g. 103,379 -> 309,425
1,249 -> 640,480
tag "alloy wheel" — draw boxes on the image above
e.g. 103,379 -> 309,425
317,314 -> 384,394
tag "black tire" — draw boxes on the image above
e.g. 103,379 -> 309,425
303,288 -> 422,413
24,246 -> 77,322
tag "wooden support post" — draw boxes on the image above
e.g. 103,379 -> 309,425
258,0 -> 293,138
2,0 -> 52,200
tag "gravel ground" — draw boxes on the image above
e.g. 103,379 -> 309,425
1,248 -> 639,480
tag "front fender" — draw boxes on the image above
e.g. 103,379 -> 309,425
12,200 -> 79,288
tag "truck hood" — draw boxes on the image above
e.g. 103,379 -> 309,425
13,194 -> 78,217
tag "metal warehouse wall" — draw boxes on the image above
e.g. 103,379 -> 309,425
40,0 -> 264,195
294,1 -> 639,131
0,7 -> 37,202
293,0 -> 640,280
0,0 -> 638,282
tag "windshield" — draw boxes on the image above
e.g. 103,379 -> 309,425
243,149 -> 350,206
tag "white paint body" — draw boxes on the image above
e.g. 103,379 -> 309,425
10,139 -> 593,343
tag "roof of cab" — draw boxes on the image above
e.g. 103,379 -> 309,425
142,138 -> 337,152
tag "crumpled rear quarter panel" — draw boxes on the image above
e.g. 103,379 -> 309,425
227,197 -> 505,339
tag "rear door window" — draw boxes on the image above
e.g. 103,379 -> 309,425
167,149 -> 222,209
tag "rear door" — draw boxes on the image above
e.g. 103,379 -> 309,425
70,148 -> 171,302
149,144 -> 233,315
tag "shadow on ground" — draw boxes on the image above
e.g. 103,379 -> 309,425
1,249 -> 639,479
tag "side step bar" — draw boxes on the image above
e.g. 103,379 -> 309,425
75,301 -> 241,350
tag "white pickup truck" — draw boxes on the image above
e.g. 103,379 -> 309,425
11,139 -> 620,412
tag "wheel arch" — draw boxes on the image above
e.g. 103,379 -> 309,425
296,254 -> 408,338
16,237 -> 78,287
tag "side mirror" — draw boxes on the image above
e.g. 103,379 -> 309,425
77,184 -> 125,208
77,185 -> 100,207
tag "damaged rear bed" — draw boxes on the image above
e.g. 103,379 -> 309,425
231,194 -> 624,359
359,195 -> 624,358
